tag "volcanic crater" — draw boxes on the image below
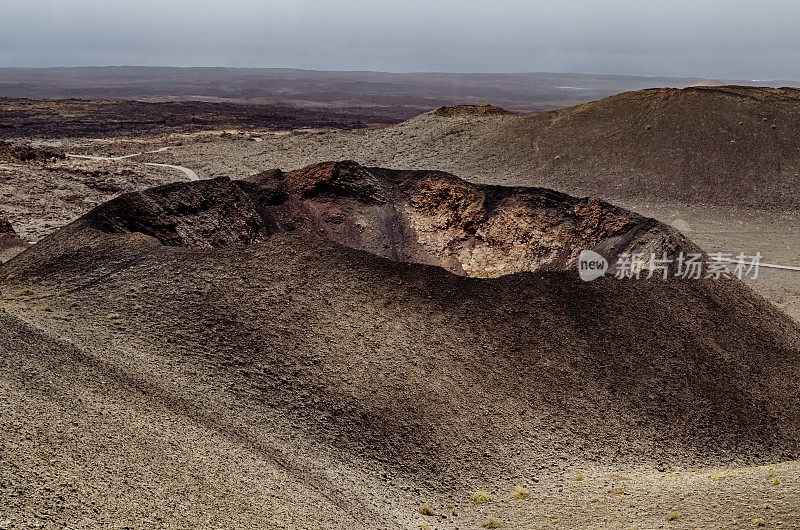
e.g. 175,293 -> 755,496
83,160 -> 693,278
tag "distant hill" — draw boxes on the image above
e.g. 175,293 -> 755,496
691,79 -> 727,86
305,86 -> 800,208
488,85 -> 800,207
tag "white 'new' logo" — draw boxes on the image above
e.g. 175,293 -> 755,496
578,250 -> 608,281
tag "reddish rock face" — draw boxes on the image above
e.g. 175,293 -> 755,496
82,161 -> 695,278
0,217 -> 15,237
273,162 -> 695,277
0,215 -> 28,257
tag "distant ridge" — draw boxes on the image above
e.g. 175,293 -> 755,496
691,78 -> 727,86
0,66 -> 713,117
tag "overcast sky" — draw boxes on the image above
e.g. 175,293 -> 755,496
2,0 -> 799,79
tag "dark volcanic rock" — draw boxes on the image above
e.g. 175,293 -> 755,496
85,177 -> 275,249
0,140 -> 64,162
433,104 -> 516,117
0,215 -> 28,257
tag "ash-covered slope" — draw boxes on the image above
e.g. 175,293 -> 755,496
322,86 -> 800,208
2,164 -> 800,526
492,86 -> 800,207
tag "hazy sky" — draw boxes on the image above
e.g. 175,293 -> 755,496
3,0 -> 799,79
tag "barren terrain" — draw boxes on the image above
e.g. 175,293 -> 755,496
5,86 -> 798,321
1,86 -> 799,528
3,165 -> 800,528
0,67 -> 720,117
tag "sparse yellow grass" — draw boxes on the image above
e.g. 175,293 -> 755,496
763,502 -> 772,510
772,478 -> 780,485
471,491 -> 492,503
18,288 -> 34,296
667,511 -> 680,521
418,504 -> 435,516
574,472 -> 584,481
481,517 -> 503,528
514,486 -> 530,499
753,517 -> 766,527
767,470 -> 777,477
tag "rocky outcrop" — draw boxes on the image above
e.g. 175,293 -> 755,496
0,215 -> 29,260
0,141 -> 65,162
85,177 -> 272,249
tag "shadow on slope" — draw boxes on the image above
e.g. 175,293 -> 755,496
2,162 -> 799,503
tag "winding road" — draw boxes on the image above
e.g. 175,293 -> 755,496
143,162 -> 199,181
66,146 -> 199,181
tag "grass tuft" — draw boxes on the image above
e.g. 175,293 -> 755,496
481,517 -> 503,528
418,504 -> 435,516
514,486 -> 530,499
471,491 -> 492,503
